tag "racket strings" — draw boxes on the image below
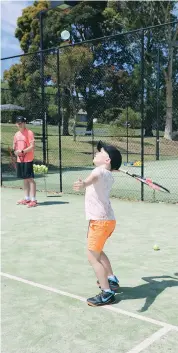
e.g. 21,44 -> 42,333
14,139 -> 28,163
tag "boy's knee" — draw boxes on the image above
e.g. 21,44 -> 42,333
29,178 -> 35,184
87,249 -> 100,264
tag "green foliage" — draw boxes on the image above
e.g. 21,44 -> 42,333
3,0 -> 178,139
102,107 -> 121,123
15,1 -> 49,52
119,107 -> 141,129
109,107 -> 141,129
59,46 -> 93,86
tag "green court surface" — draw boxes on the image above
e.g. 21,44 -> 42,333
1,188 -> 178,353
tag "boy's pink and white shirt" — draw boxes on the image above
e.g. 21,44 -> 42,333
85,167 -> 115,220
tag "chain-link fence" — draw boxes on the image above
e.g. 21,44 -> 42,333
1,22 -> 178,202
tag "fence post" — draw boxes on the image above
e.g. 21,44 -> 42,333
57,49 -> 63,192
156,47 -> 160,160
141,29 -> 145,201
39,11 -> 46,165
126,103 -> 129,163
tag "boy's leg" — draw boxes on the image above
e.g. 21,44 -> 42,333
87,221 -> 119,304
100,251 -> 114,277
16,163 -> 30,204
27,178 -> 37,207
97,251 -> 119,290
24,179 -> 30,199
87,249 -> 115,306
16,179 -> 30,205
29,178 -> 36,200
87,250 -> 110,290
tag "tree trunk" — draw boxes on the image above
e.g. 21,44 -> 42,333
86,118 -> 93,131
86,107 -> 93,134
164,77 -> 173,140
164,48 -> 173,140
62,107 -> 70,136
144,94 -> 154,137
72,117 -> 77,142
163,22 -> 177,139
72,103 -> 77,142
62,89 -> 71,136
144,32 -> 153,137
72,87 -> 78,142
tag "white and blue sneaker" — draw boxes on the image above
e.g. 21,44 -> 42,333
87,290 -> 115,306
97,276 -> 119,291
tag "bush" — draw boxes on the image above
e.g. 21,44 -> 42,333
110,107 -> 141,128
119,107 -> 141,128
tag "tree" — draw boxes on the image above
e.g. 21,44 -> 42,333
8,0 -> 178,141
15,1 -> 108,52
15,1 -> 49,52
47,45 -> 93,136
3,57 -> 43,122
114,1 -> 178,139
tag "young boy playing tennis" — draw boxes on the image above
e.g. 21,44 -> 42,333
13,116 -> 37,207
73,140 -> 122,306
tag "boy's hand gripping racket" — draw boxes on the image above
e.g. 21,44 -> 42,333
14,139 -> 27,163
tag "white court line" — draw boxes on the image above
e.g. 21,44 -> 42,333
1,272 -> 178,332
125,326 -> 171,353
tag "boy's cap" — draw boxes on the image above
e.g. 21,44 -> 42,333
16,116 -> 26,123
97,140 -> 122,170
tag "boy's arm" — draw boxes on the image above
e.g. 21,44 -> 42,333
23,131 -> 35,153
73,172 -> 99,191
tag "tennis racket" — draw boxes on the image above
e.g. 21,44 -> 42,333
14,139 -> 28,163
8,147 -> 17,170
119,169 -> 170,193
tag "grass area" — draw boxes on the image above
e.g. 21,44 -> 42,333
1,123 -> 178,170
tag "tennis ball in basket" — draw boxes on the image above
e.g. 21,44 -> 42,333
153,244 -> 160,251
40,165 -> 45,172
33,164 -> 38,173
37,165 -> 42,173
42,165 -> 47,173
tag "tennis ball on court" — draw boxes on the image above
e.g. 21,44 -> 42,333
153,244 -> 160,251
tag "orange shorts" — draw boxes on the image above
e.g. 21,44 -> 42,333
87,220 -> 116,253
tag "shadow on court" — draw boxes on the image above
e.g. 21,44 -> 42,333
38,201 -> 69,206
114,275 -> 178,312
